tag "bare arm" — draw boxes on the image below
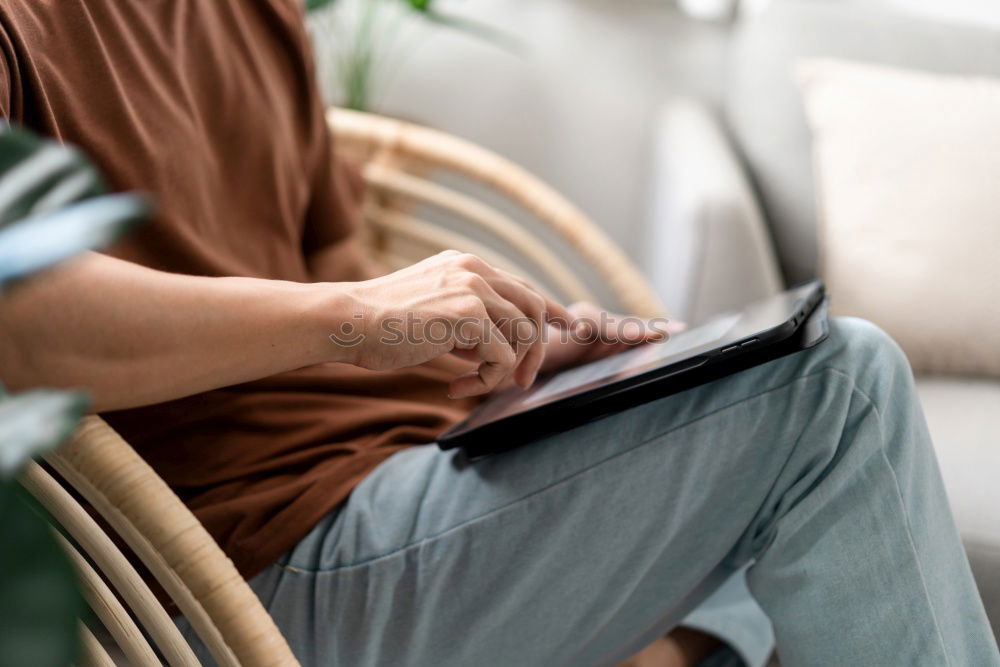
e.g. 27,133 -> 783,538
0,250 -> 570,412
0,252 -> 349,411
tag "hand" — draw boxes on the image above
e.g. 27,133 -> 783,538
538,302 -> 683,375
338,250 -> 572,398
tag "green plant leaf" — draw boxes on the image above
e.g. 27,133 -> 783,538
0,390 -> 88,479
0,128 -> 105,229
394,1 -> 522,53
0,126 -> 150,287
0,481 -> 83,667
417,9 -> 523,52
0,192 -> 149,288
305,0 -> 338,12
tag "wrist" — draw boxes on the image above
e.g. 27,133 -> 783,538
297,281 -> 367,366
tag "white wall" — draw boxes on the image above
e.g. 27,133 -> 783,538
310,0 -> 729,261
858,0 -> 1000,28
742,0 -> 1000,27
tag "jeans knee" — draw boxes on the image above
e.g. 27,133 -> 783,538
827,316 -> 912,378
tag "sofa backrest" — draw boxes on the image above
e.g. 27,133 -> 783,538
724,0 -> 1000,284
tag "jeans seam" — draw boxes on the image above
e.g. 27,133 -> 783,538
746,367 -> 951,666
284,366 -> 849,576
844,373 -> 953,666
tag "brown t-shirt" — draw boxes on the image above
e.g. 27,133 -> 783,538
0,0 -> 474,578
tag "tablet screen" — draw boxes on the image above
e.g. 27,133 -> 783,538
525,312 -> 742,405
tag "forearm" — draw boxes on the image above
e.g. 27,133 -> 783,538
0,252 -> 351,411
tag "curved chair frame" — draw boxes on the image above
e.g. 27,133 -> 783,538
328,108 -> 668,319
22,417 -> 296,667
17,110 -> 665,665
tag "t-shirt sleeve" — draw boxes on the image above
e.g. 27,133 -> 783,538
301,127 -> 365,254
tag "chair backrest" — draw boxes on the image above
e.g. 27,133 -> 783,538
328,109 -> 667,319
17,111 -> 665,665
20,416 -> 300,667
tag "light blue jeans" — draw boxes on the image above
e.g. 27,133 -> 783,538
183,318 -> 999,666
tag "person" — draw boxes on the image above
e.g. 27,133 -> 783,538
0,1 -> 995,665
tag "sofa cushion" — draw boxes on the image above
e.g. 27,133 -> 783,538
795,59 -> 1000,377
725,0 -> 1000,284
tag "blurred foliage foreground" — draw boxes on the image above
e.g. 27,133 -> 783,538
0,126 -> 148,667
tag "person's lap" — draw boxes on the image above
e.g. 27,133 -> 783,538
183,318 -> 998,666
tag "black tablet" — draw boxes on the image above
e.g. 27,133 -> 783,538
438,281 -> 829,459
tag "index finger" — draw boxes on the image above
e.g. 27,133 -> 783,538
495,269 -> 573,328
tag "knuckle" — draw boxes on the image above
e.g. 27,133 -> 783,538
455,252 -> 483,270
456,272 -> 484,290
456,294 -> 485,316
529,293 -> 546,315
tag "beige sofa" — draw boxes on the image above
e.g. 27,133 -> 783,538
647,0 -> 1000,640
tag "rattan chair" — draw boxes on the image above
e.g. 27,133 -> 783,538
18,109 -> 667,666
329,108 -> 666,319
